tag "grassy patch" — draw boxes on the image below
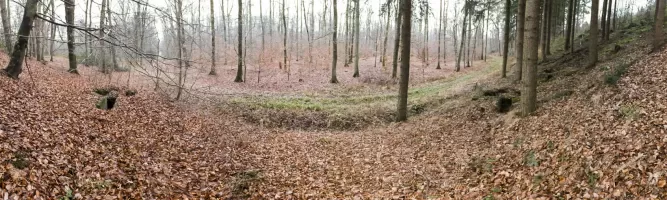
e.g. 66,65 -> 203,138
469,157 -> 496,175
231,170 -> 262,197
227,58 -> 503,130
619,104 -> 640,120
604,62 -> 631,85
524,151 -> 539,167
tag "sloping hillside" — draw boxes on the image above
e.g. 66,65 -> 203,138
0,23 -> 666,199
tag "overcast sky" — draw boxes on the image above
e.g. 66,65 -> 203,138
15,0 -> 652,41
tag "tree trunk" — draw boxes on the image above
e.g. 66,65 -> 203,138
49,0 -> 54,61
540,0 -> 549,60
343,0 -> 352,67
514,0 -> 526,81
235,0 -> 244,82
83,0 -> 89,61
437,0 -> 443,69
331,0 -> 339,83
65,0 -> 77,74
654,0 -> 665,52
35,2 -> 43,62
605,0 -> 612,40
3,0 -> 38,79
0,0 -> 10,52
588,0 -> 599,67
99,0 -> 107,73
522,0 -> 541,115
424,5 -> 429,65
570,0 -> 578,53
565,0 -> 574,51
282,0 -> 288,72
601,0 -> 607,41
176,0 -> 185,99
353,0 -> 360,77
301,0 -> 312,64
546,1 -> 552,55
391,0 -> 402,78
455,3 -> 468,72
382,0 -> 391,68
209,0 -> 217,75
396,0 -> 412,122
443,0 -> 448,67
502,0 -> 511,78
107,3 -> 118,70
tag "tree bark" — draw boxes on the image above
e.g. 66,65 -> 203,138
99,0 -> 107,73
455,2 -> 468,72
382,0 -> 391,68
235,0 -> 244,82
331,0 -> 339,83
601,0 -> 607,41
565,0 -> 574,51
0,0 -> 12,52
65,0 -> 77,74
3,0 -> 38,79
209,0 -> 217,75
514,0 -> 526,81
654,0 -> 665,52
352,0 -> 360,77
437,0 -> 443,69
282,0 -> 288,72
540,0 -> 549,60
391,0 -> 402,78
502,0 -> 511,78
396,0 -> 412,122
176,0 -> 186,99
49,0 -> 54,61
605,0 -> 612,40
522,0 -> 541,115
588,0 -> 599,67
107,3 -> 117,71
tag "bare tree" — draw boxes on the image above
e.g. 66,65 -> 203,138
65,0 -> 77,74
209,0 -> 217,75
3,0 -> 38,79
49,0 -> 55,61
654,0 -> 665,52
437,0 -> 443,69
176,0 -> 186,98
235,0 -> 244,82
282,0 -> 288,72
331,0 -> 339,83
521,0 -> 541,115
396,0 -> 412,122
352,0 -> 360,77
99,0 -> 108,73
391,0 -> 402,78
501,0 -> 510,78
514,0 -> 525,81
588,0 -> 599,67
381,0 -> 392,68
0,0 -> 9,52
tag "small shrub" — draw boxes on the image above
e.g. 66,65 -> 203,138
231,170 -> 261,197
605,62 -> 630,85
59,187 -> 74,200
410,103 -> 426,114
619,104 -> 640,120
524,151 -> 539,167
586,169 -> 599,187
9,150 -> 30,169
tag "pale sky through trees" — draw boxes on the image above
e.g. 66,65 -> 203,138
29,0 -> 650,48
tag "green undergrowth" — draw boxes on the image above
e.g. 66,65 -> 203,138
224,58 -> 502,131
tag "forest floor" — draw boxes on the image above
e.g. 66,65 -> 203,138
1,22 -> 667,199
